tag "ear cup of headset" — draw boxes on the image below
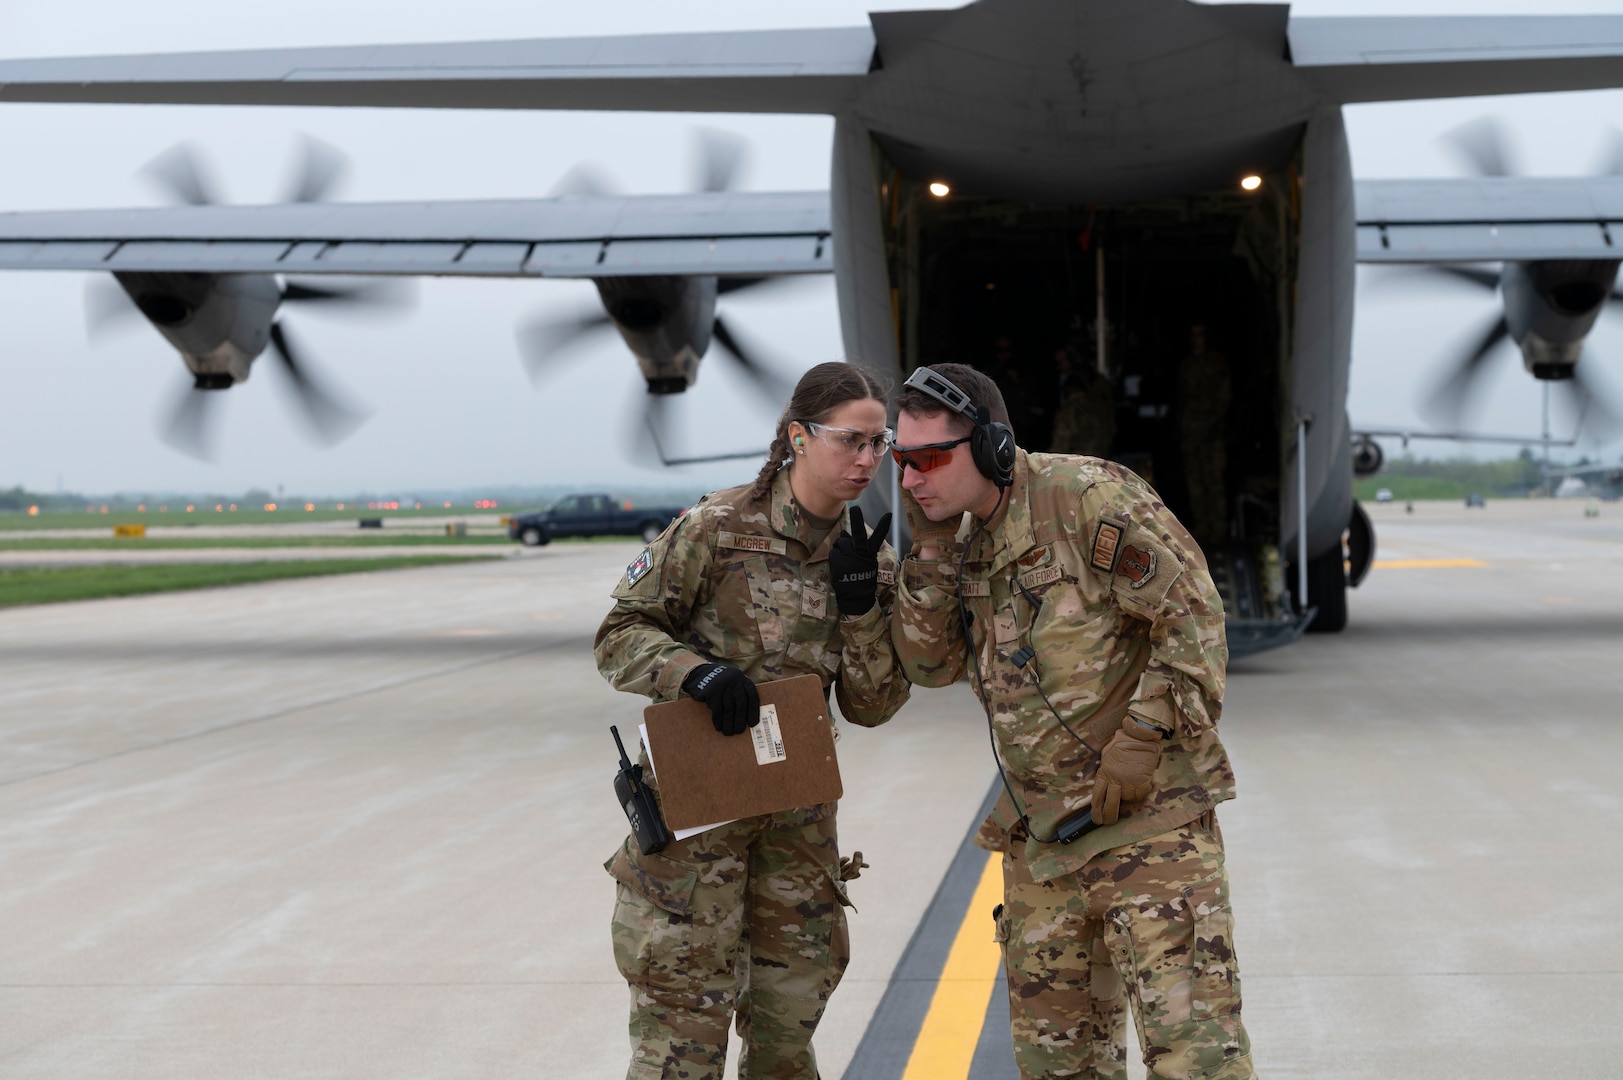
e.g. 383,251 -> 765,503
968,406 -> 1017,487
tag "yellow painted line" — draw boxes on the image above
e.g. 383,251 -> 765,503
901,851 -> 1005,1080
1371,558 -> 1488,569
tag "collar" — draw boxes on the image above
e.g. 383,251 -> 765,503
966,449 -> 1035,577
768,467 -> 842,562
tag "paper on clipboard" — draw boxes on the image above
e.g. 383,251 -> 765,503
640,674 -> 842,833
639,724 -> 735,841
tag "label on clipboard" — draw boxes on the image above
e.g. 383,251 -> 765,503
751,704 -> 787,765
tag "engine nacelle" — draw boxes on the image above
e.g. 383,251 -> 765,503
1501,259 -> 1621,380
1351,435 -> 1384,477
114,271 -> 281,388
593,275 -> 717,394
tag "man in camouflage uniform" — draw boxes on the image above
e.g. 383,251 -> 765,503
890,363 -> 1255,1080
1049,347 -> 1116,459
595,464 -> 910,1080
1177,323 -> 1232,542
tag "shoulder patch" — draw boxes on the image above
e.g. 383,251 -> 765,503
1117,543 -> 1157,588
625,547 -> 654,587
717,530 -> 788,556
1090,520 -> 1124,574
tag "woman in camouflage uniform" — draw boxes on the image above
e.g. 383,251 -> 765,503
594,361 -> 911,1080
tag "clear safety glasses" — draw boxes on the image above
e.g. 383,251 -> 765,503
891,436 -> 972,473
801,421 -> 895,458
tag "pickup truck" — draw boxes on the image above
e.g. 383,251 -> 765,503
507,494 -> 687,547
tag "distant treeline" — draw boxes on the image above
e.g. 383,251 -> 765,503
1353,449 -> 1582,501
0,483 -> 713,514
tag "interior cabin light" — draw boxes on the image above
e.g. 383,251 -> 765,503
929,181 -> 951,197
1240,174 -> 1263,192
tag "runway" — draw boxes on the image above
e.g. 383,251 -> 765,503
2,499 -> 1620,1078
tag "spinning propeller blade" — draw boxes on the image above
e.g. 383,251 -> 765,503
267,322 -> 368,445
158,380 -> 219,461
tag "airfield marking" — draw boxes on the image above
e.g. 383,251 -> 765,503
1370,558 -> 1487,569
899,850 -> 1005,1080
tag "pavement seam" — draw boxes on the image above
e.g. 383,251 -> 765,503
0,635 -> 584,790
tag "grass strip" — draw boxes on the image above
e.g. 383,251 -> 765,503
0,535 -> 510,551
0,556 -> 499,608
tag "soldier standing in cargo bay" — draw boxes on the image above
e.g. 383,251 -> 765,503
594,361 -> 910,1080
889,362 -> 1256,1080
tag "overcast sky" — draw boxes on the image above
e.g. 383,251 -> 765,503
3,0 -> 1623,497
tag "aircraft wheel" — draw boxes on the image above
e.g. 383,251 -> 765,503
1305,545 -> 1348,633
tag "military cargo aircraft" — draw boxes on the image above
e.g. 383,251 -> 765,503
4,0 -> 1623,652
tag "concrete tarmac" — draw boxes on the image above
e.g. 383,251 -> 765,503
2,499 -> 1621,1078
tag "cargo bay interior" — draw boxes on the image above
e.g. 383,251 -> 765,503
880,165 -> 1302,623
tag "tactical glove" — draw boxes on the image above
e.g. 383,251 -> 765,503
900,488 -> 959,558
829,506 -> 892,617
681,663 -> 760,737
1091,717 -> 1166,825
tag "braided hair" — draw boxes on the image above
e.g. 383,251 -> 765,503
748,360 -> 890,503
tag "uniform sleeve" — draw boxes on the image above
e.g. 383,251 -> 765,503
1083,484 -> 1227,736
889,550 -> 968,689
592,511 -> 714,702
832,542 -> 912,727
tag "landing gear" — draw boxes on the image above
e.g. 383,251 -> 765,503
1303,546 -> 1347,633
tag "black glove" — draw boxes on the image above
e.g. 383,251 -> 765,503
681,663 -> 760,736
829,506 -> 893,617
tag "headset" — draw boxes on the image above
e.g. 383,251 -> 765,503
902,366 -> 1016,488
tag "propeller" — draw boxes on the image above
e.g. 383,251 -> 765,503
1402,119 -> 1623,440
520,129 -> 793,464
96,138 -> 412,458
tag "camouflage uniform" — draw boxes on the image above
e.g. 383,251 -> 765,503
892,450 -> 1255,1080
595,468 -> 910,1080
1178,351 -> 1231,542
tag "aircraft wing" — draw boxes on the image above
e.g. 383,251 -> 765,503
1355,178 -> 1623,264
1290,16 -> 1623,103
0,192 -> 833,278
0,29 -> 873,113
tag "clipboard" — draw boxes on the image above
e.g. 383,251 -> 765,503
642,673 -> 842,831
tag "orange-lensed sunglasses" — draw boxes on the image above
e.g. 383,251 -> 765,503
891,435 -> 972,473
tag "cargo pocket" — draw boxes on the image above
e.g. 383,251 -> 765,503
824,872 -> 854,999
1188,873 -> 1242,1020
626,1059 -> 665,1080
605,838 -> 700,917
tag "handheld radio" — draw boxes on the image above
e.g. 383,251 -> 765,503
611,725 -> 670,856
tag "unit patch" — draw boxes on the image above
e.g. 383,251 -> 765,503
1090,521 -> 1124,574
717,531 -> 788,555
1117,543 -> 1157,589
625,547 -> 653,587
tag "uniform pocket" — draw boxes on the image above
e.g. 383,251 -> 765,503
694,553 -> 768,657
1187,873 -> 1242,1019
605,838 -> 700,916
